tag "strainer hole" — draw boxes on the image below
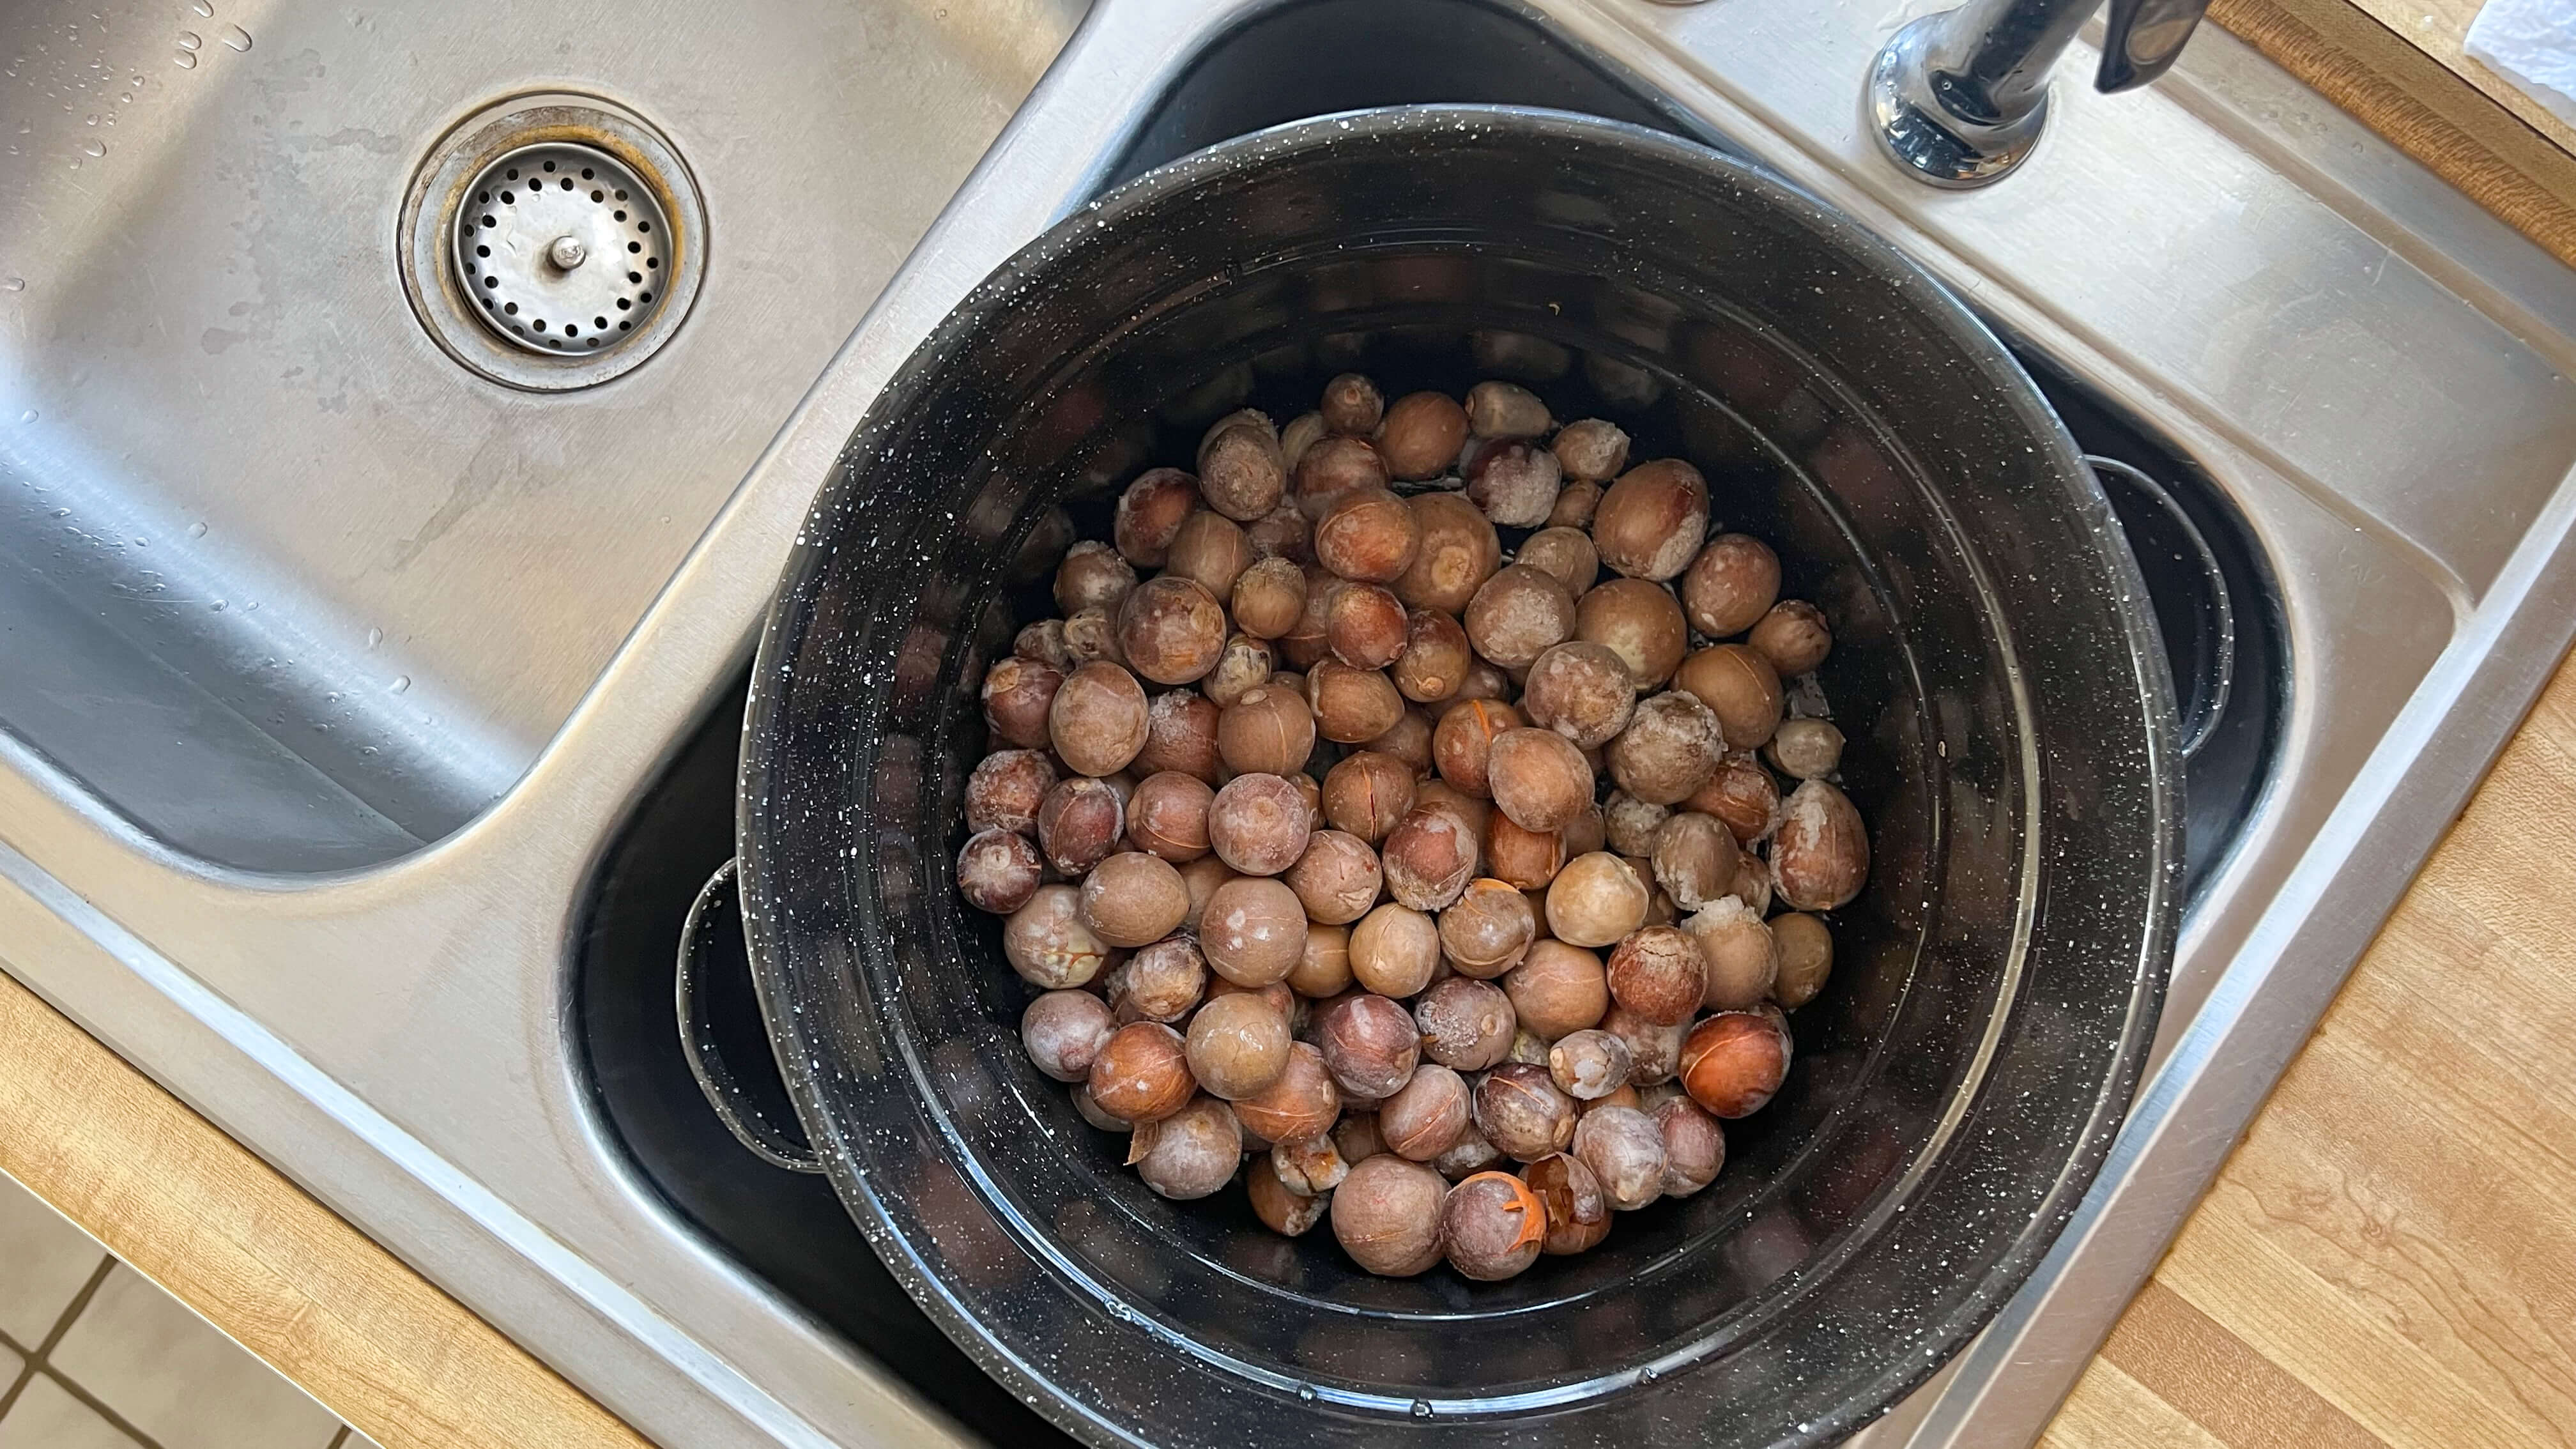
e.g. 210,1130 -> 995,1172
476,244 -> 489,257
586,337 -> 601,348
542,160 -> 556,172
616,297 -> 631,310
638,220 -> 651,233
593,315 -> 607,328
501,190 -> 515,204
646,257 -> 658,270
615,188 -> 628,200
561,177 -> 574,190
505,167 -> 519,180
613,210 -> 626,222
591,190 -> 603,201
626,271 -> 640,284
639,291 -> 652,302
580,167 -> 594,179
482,275 -> 496,288
627,241 -> 641,253
533,319 -> 546,332
481,214 -> 495,227
503,302 -> 518,315
618,320 -> 631,331
478,190 -> 490,203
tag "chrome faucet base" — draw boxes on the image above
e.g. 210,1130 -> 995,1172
1869,14 -> 2049,187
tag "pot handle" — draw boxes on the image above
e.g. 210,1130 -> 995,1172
2085,454 -> 2235,760
675,859 -> 824,1174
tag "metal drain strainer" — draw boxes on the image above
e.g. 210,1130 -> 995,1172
454,143 -> 669,354
399,95 -> 705,390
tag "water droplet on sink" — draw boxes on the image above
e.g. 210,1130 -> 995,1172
365,626 -> 383,648
171,49 -> 194,68
218,24 -> 250,50
17,409 -> 34,423
186,520 -> 206,538
389,675 -> 411,694
189,0 -> 213,14
1411,1400 -> 1433,1419
79,138 -> 102,157
209,599 -> 225,611
83,113 -> 96,125
1,277 -> 22,292
176,30 -> 200,49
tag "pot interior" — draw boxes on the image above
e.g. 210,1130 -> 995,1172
949,318 -> 1960,1322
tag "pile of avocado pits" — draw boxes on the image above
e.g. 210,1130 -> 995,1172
958,371 -> 1869,1282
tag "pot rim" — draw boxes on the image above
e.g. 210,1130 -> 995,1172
737,102 -> 2181,1449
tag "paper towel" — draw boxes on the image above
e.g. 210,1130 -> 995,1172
2465,0 -> 2576,131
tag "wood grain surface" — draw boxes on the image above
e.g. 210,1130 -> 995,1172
2209,0 -> 2576,268
2342,0 -> 2576,158
2043,651 -> 2576,1447
0,972 -> 653,1449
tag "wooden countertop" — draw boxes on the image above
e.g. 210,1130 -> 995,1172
0,972 -> 652,1449
2043,648 -> 2576,1446
2,9 -> 2573,1446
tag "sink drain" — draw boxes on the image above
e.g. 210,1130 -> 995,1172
454,143 -> 670,354
401,95 -> 704,390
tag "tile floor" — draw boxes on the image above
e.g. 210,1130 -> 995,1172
0,1170 -> 377,1449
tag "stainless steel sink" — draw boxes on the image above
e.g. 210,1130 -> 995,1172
0,0 -> 1077,870
4,0 -> 2573,1446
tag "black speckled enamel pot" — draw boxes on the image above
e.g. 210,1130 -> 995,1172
737,106 -> 2180,1449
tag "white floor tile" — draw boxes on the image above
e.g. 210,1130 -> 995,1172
0,1375 -> 140,1449
47,1265 -> 341,1449
0,1173 -> 108,1347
